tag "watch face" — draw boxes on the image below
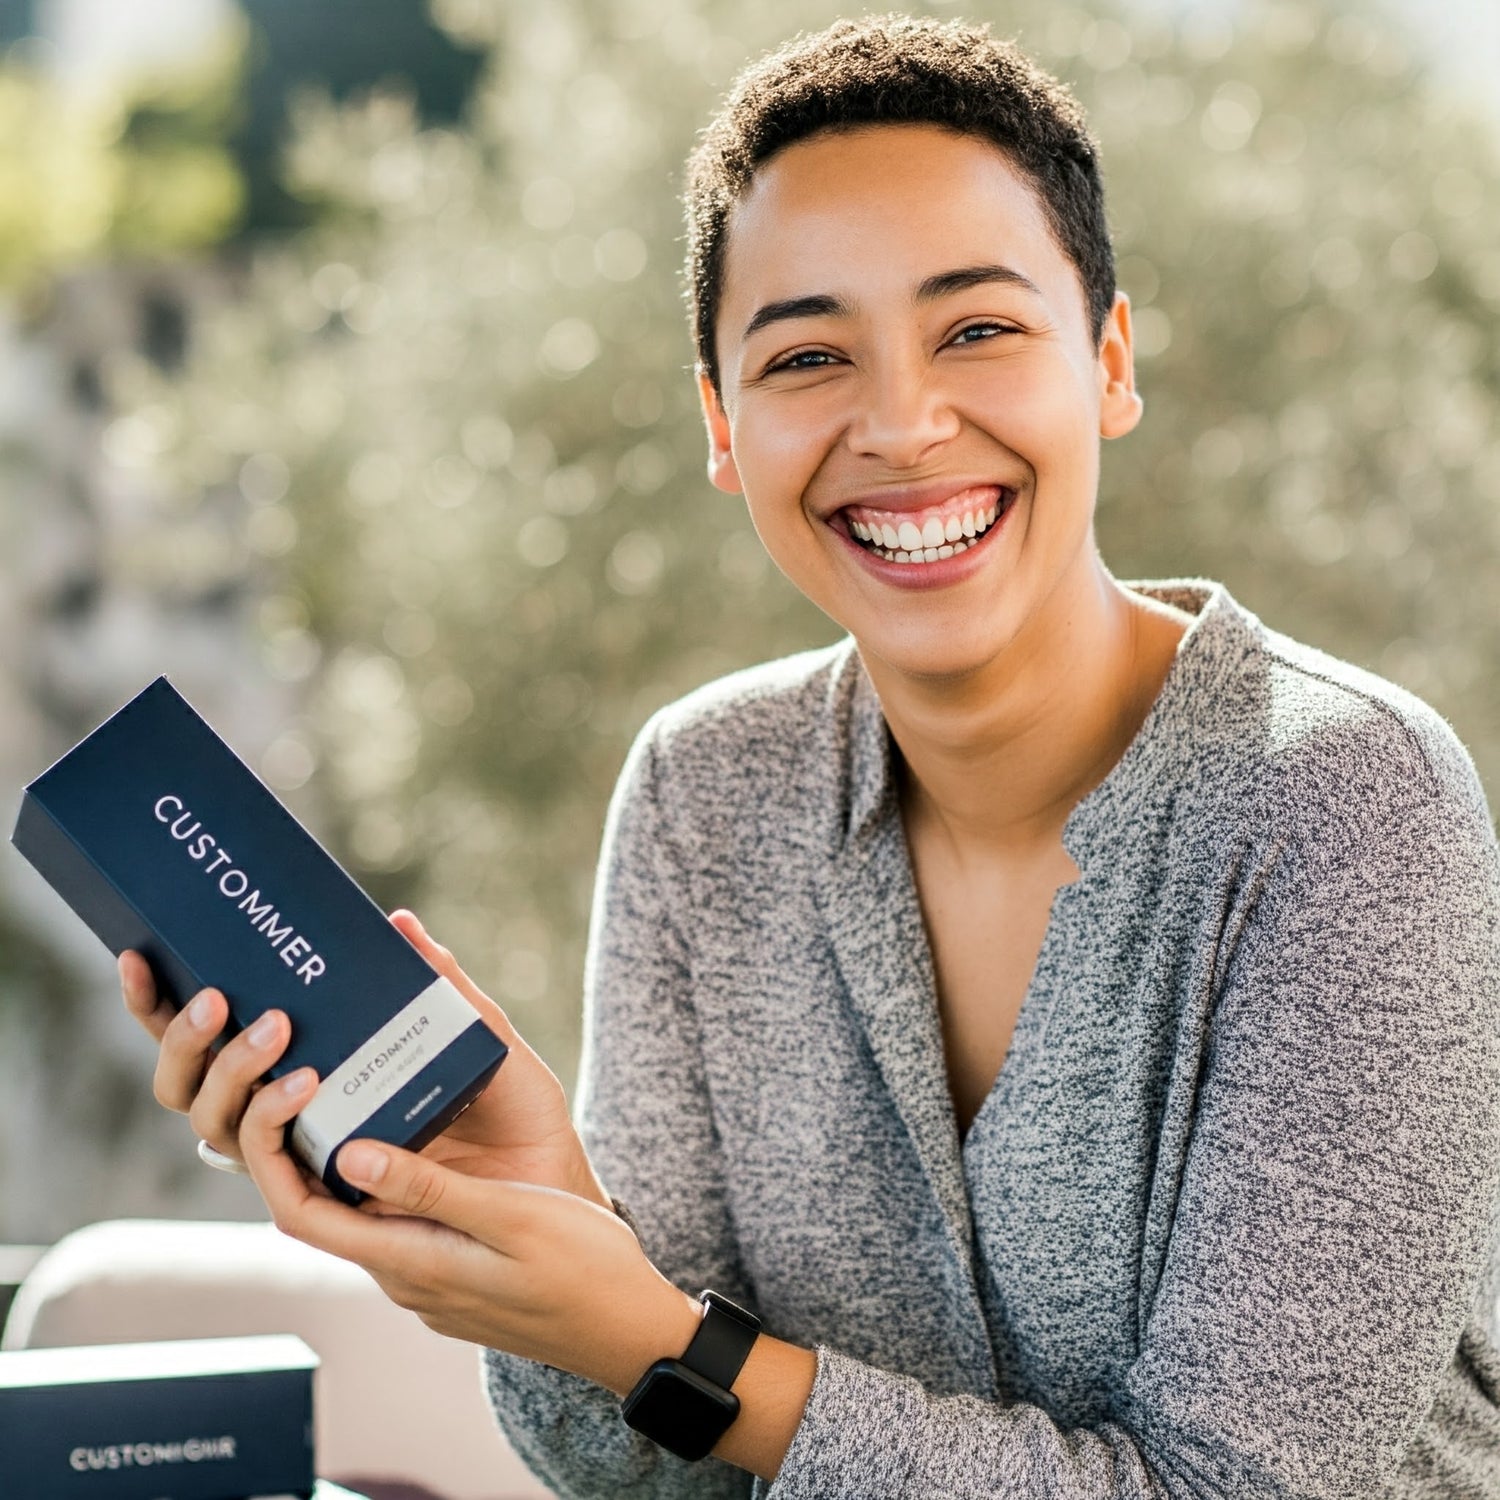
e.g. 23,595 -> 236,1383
622,1359 -> 740,1462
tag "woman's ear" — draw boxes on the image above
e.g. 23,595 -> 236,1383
696,366 -> 744,494
1097,291 -> 1144,440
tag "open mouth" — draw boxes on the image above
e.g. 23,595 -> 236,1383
841,485 -> 1015,565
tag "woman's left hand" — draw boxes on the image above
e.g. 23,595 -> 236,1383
239,1068 -> 702,1398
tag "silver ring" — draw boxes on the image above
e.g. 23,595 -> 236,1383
197,1138 -> 251,1175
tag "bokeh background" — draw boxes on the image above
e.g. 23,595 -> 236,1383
1,0 -> 1497,1243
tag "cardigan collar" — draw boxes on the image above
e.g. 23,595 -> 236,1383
821,578 -> 1259,1353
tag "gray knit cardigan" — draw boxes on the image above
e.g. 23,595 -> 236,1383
483,579 -> 1500,1498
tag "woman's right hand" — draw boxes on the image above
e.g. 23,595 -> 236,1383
118,909 -> 614,1211
118,950 -> 285,1171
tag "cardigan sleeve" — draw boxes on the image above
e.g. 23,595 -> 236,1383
763,787 -> 1500,1499
482,717 -> 758,1499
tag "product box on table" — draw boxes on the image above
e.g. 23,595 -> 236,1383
0,1334 -> 317,1500
9,675 -> 508,1202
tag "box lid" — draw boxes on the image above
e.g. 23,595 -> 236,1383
0,1334 -> 319,1390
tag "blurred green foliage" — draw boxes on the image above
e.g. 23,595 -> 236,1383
90,0 -> 1500,1082
0,26 -> 245,289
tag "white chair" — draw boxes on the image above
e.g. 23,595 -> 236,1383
1,1218 -> 553,1500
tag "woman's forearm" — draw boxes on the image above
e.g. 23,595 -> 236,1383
709,1328 -> 818,1482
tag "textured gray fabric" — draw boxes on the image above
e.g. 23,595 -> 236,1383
482,579 -> 1500,1499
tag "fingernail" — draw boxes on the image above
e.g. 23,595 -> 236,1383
280,1068 -> 315,1099
248,1012 -> 279,1047
339,1142 -> 387,1185
188,992 -> 216,1028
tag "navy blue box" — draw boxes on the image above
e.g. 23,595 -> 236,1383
10,676 -> 507,1203
0,1334 -> 317,1499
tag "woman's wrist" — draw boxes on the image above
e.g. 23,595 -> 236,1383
600,1276 -> 818,1483
706,1330 -> 817,1481
566,1166 -> 811,1469
598,1281 -> 705,1397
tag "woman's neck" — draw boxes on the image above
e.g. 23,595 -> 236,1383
861,548 -> 1191,863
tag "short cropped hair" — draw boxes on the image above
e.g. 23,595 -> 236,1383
682,12 -> 1116,399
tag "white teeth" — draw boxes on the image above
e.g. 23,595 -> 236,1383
868,538 -> 969,563
854,490 -> 1010,564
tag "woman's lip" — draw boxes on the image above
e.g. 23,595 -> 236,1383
840,486 -> 1014,528
833,487 -> 1016,587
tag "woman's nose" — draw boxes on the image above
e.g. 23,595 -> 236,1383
844,358 -> 961,468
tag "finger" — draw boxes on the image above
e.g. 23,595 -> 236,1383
188,1009 -> 292,1159
119,951 -> 176,1042
335,1136 -> 532,1248
388,909 -> 521,1050
240,1075 -> 462,1274
238,1066 -> 327,1226
152,988 -> 231,1114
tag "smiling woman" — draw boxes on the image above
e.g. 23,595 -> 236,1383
695,119 -> 1158,671
120,11 -> 1500,1500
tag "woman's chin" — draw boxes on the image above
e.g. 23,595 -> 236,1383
852,625 -> 1016,689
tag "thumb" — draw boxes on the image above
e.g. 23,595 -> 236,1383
336,1137 -> 535,1245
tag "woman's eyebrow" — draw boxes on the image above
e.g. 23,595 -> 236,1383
741,293 -> 847,343
920,262 -> 1043,301
740,263 -> 1044,343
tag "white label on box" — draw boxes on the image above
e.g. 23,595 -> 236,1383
291,975 -> 478,1174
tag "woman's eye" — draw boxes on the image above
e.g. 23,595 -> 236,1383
952,322 -> 1018,345
766,349 -> 835,373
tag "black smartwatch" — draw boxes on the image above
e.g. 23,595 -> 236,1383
620,1290 -> 761,1461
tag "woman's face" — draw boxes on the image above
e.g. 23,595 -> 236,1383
699,122 -> 1142,684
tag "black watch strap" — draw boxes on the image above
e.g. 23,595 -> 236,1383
681,1291 -> 761,1389
620,1290 -> 761,1460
